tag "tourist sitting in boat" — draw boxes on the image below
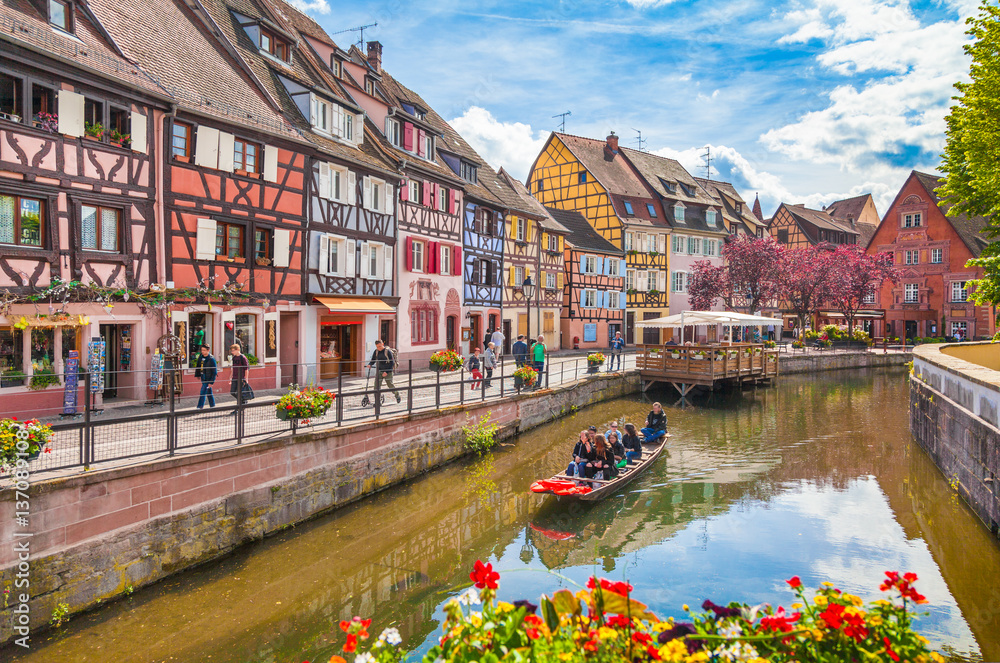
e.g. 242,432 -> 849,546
589,436 -> 617,481
640,402 -> 668,443
605,429 -> 625,465
622,423 -> 643,463
603,421 -> 620,443
567,430 -> 594,478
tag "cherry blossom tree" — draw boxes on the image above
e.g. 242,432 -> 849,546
687,235 -> 785,313
827,245 -> 900,337
778,246 -> 838,338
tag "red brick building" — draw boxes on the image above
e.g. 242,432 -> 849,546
870,171 -> 995,341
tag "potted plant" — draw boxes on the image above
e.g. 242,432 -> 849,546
33,112 -> 58,133
648,289 -> 660,297
817,338 -> 832,348
512,364 -> 537,387
245,353 -> 260,366
108,128 -> 130,148
275,387 -> 335,421
255,257 -> 272,267
1,369 -> 25,388
429,349 -> 463,373
792,339 -> 805,349
84,122 -> 105,141
586,352 -> 605,373
691,350 -> 707,360
764,340 -> 776,348
670,349 -> 680,359
648,250 -> 659,257
0,418 -> 53,471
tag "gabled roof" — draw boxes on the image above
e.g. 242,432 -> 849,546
553,133 -> 651,199
497,169 -> 569,233
784,204 -> 860,237
912,171 -> 990,258
545,207 -> 622,255
694,178 -> 765,234
825,194 -> 874,224
621,148 -> 717,208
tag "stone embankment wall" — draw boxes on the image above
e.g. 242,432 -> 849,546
0,373 -> 639,644
779,350 -> 911,375
911,342 -> 1000,540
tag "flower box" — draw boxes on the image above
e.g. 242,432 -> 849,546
430,350 -> 463,373
275,387 -> 335,421
670,353 -> 680,359
513,365 -> 537,386
0,418 -> 53,471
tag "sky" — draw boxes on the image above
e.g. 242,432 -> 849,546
290,0 -> 980,218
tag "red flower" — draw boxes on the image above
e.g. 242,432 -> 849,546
646,645 -> 661,660
819,603 -> 845,629
631,632 -> 652,645
470,560 -> 499,590
586,577 -> 633,596
786,576 -> 802,589
582,640 -> 598,652
760,607 -> 801,633
606,614 -> 630,629
286,404 -> 293,409
343,634 -> 357,653
884,637 -> 900,662
339,620 -> 350,632
843,612 -> 869,642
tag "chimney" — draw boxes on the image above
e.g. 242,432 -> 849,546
366,41 -> 383,73
606,131 -> 619,153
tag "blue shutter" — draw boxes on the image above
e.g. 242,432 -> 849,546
596,256 -> 604,275
620,291 -> 627,309
579,290 -> 586,308
580,255 -> 586,274
599,291 -> 607,308
619,259 -> 626,276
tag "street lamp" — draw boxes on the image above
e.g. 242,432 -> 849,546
522,276 -> 535,342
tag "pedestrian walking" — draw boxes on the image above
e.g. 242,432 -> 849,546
609,331 -> 625,371
512,334 -> 528,367
484,328 -> 493,350
484,342 -> 497,388
194,344 -> 217,409
531,335 -> 546,389
491,328 -> 505,360
366,339 -> 401,404
467,347 -> 483,390
229,343 -> 251,405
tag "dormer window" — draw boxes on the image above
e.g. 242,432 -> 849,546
260,27 -> 289,61
706,210 -> 717,227
386,118 -> 400,147
674,203 -> 686,223
331,58 -> 341,78
424,133 -> 433,158
310,95 -> 330,133
460,161 -> 477,184
623,200 -> 634,215
679,182 -> 695,197
49,0 -> 72,32
646,203 -> 657,218
365,79 -> 374,95
661,179 -> 676,194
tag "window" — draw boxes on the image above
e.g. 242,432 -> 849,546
647,203 -> 657,218
331,58 -> 341,77
0,195 -> 44,247
674,203 -> 686,223
110,107 -> 130,141
951,321 -> 968,337
477,258 -> 492,285
172,121 -> 192,158
704,239 -> 716,256
234,139 -> 260,173
365,79 -> 374,95
408,180 -> 421,204
0,327 -> 24,386
410,309 -> 439,344
371,179 -> 382,212
216,222 -> 244,259
438,186 -> 449,213
0,73 -> 21,122
440,244 -> 451,275
706,210 -> 717,227
903,213 -> 923,228
461,161 -> 477,184
863,291 -> 877,304
687,237 -> 701,255
546,271 -> 557,289
607,259 -> 620,277
326,237 -> 340,274
625,232 -> 633,251
904,250 -> 918,265
671,271 -> 687,293
623,200 -> 634,215
608,291 -> 620,309
952,281 -> 968,302
904,284 -> 919,303
331,166 -> 344,201
646,233 -> 656,253
626,269 -> 635,291
931,248 -> 942,264
536,179 -> 544,193
671,235 -> 685,254
584,255 -> 597,274
370,243 -> 379,278
49,0 -> 71,31
647,270 -> 659,291
260,28 -> 289,61
578,172 -> 587,185
583,289 -> 597,308
514,265 -> 524,286
777,229 -> 789,244
424,134 -> 433,158
84,98 -> 103,132
80,205 -> 120,252
516,217 -> 526,241
32,85 -> 54,126
547,233 -> 558,251
234,314 -> 256,357
386,118 -> 400,147
412,240 -> 424,272
254,228 -> 271,261
310,95 -> 330,133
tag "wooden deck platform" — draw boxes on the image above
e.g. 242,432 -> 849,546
636,343 -> 779,396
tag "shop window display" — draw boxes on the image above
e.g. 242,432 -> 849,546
187,313 -> 211,367
0,328 -> 24,387
31,327 -> 59,388
61,327 -> 78,367
225,314 -> 256,361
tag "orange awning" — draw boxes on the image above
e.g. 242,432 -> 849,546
314,296 -> 394,315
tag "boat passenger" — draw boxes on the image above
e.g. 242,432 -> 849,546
605,429 -> 625,464
590,436 -> 617,481
567,430 -> 594,478
641,402 -> 668,443
603,421 -> 620,444
622,423 -> 643,463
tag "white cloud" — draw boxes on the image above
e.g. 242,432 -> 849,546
448,107 -> 549,182
285,0 -> 330,14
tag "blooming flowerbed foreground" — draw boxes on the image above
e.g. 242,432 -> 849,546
275,387 -> 335,421
312,563 -> 945,663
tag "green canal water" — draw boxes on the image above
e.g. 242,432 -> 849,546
7,369 -> 1000,662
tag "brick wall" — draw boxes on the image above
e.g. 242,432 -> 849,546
779,351 -> 911,375
0,373 -> 638,644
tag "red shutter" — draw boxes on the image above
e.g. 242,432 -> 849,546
403,123 -> 414,152
417,129 -> 426,157
449,188 -> 457,215
422,181 -> 431,207
405,236 -> 413,271
400,179 -> 409,201
453,244 -> 462,277
428,241 -> 438,274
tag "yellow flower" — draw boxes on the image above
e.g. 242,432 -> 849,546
845,607 -> 866,619
931,654 -> 946,663
684,652 -> 710,663
869,615 -> 883,626
873,599 -> 891,607
814,596 -> 828,606
597,627 -> 618,641
558,654 -> 572,662
496,601 -> 514,614
659,640 -> 687,663
918,635 -> 930,645
682,604 -> 689,612
821,581 -> 835,587
810,629 -> 824,641
844,594 -> 863,607
469,613 -> 482,628
791,602 -> 803,610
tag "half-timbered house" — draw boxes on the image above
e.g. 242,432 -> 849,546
769,202 -> 865,249
528,132 -> 670,346
544,207 -> 625,350
0,0 -> 167,414
695,178 -> 766,238
497,168 -> 569,350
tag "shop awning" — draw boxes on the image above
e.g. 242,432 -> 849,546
314,297 -> 394,314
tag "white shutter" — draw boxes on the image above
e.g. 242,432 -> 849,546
318,162 -> 332,200
57,90 -> 85,137
347,171 -> 357,205
195,218 -> 217,261
345,239 -> 356,277
355,112 -> 365,145
362,176 -> 372,211
194,126 -> 220,168
658,234 -> 666,254
263,145 -> 279,183
272,228 -> 290,268
319,234 -> 331,275
130,111 -> 147,154
360,241 -> 371,279
382,245 -> 393,280
637,271 -> 648,291
384,184 -> 394,216
217,132 -> 235,173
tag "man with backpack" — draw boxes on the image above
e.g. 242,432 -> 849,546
367,339 -> 400,404
609,331 -> 625,372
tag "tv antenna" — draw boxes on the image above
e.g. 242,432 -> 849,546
331,22 -> 378,48
552,111 -> 571,132
632,128 -> 647,152
702,146 -> 713,180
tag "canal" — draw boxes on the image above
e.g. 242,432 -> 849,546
7,369 -> 1000,662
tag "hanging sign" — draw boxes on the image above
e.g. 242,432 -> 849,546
88,337 -> 106,393
62,350 -> 79,415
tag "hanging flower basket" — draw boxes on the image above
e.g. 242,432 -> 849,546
513,365 -> 537,387
430,350 -> 463,373
275,387 -> 335,421
0,418 -> 53,471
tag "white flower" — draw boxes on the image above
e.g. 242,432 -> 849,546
718,621 -> 742,639
379,627 -> 402,646
457,587 -> 481,606
355,653 -> 375,663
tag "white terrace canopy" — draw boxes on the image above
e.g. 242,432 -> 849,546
636,310 -> 779,344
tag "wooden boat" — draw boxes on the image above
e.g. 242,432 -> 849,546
530,435 -> 670,501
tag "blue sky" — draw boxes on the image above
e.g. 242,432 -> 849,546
292,0 -> 979,217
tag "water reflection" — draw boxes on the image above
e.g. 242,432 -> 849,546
8,370 -> 999,662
